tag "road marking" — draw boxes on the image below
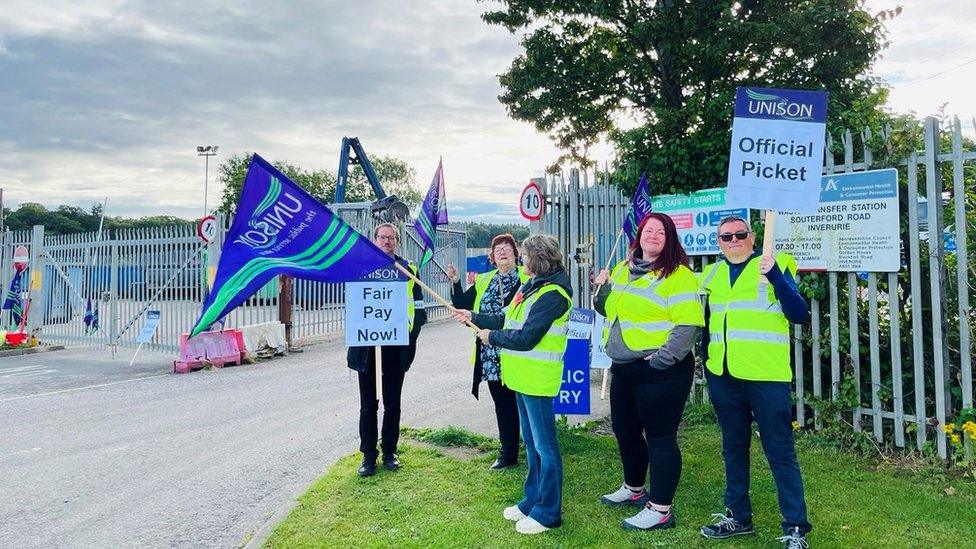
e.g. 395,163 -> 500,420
0,364 -> 47,374
2,369 -> 57,379
0,374 -> 169,403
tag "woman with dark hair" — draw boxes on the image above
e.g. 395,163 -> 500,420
593,212 -> 704,531
452,234 -> 573,535
446,233 -> 529,470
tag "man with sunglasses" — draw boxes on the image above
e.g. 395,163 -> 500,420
698,216 -> 812,548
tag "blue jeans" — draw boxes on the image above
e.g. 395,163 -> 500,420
515,393 -> 563,527
705,370 -> 812,535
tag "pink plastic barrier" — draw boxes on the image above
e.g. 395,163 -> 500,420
173,329 -> 245,374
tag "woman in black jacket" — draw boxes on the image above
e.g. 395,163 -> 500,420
446,233 -> 528,469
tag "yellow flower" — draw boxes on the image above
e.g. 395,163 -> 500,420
950,434 -> 961,445
792,421 -> 800,431
963,421 -> 976,434
943,423 -> 956,434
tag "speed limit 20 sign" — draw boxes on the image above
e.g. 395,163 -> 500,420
519,180 -> 545,221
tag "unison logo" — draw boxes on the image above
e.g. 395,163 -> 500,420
745,89 -> 814,121
233,177 -> 305,250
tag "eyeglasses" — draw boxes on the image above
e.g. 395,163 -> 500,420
493,245 -> 515,253
718,231 -> 751,242
376,235 -> 398,242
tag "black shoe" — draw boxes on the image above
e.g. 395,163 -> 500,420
358,456 -> 377,477
489,457 -> 518,470
382,453 -> 401,471
776,527 -> 809,548
700,508 -> 755,540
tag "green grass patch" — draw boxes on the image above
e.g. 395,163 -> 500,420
266,424 -> 976,548
400,425 -> 498,452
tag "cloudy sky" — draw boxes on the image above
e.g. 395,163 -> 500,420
1,0 -> 974,224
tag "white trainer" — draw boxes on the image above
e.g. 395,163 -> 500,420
503,505 -> 526,522
622,505 -> 675,531
515,516 -> 550,534
601,483 -> 649,506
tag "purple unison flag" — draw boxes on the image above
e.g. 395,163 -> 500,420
412,159 -> 448,267
620,173 -> 653,243
189,154 -> 394,338
2,267 -> 26,328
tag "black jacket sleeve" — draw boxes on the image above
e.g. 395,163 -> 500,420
594,283 -> 611,316
451,280 -> 476,309
765,263 -> 809,324
488,292 -> 570,351
471,312 -> 505,330
411,276 -> 427,337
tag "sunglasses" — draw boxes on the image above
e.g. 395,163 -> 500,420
718,231 -> 751,242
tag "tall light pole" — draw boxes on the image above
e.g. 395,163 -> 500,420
197,145 -> 219,217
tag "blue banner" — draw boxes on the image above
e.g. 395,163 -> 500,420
554,307 -> 592,415
189,154 -> 394,337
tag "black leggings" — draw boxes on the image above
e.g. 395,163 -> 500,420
609,352 -> 694,506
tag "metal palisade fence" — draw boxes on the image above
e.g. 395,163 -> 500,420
539,115 -> 975,460
0,203 -> 465,356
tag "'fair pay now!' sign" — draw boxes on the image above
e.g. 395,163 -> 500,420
345,266 -> 408,347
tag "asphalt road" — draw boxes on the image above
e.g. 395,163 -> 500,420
0,321 -> 609,548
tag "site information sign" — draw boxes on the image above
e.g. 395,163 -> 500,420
725,86 -> 828,214
345,266 -> 408,347
652,188 -> 750,256
772,169 -> 900,272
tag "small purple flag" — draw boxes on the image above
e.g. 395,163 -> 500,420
189,154 -> 394,338
413,159 -> 448,267
620,173 -> 653,243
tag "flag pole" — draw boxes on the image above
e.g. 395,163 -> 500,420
392,262 -> 480,331
761,210 -> 776,282
591,227 -> 625,301
375,345 -> 383,406
591,227 -> 625,400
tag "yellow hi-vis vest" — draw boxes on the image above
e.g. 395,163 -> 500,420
700,253 -> 798,382
603,261 -> 704,350
498,283 -> 572,397
469,267 -> 531,365
406,262 -> 420,332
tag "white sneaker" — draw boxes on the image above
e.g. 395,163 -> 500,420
601,483 -> 649,506
515,516 -> 549,534
621,505 -> 675,531
503,505 -> 526,521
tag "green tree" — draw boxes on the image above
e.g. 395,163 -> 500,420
216,152 -> 422,214
483,0 -> 899,195
462,223 -> 530,248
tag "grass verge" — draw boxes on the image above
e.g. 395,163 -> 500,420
266,423 -> 976,548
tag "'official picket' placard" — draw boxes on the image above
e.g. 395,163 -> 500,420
726,87 -> 828,214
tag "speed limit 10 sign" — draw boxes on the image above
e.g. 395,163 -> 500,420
198,215 -> 218,244
519,181 -> 545,221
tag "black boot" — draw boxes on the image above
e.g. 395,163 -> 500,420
382,453 -> 401,471
358,455 -> 377,477
489,455 -> 518,470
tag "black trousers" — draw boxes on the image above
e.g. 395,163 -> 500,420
487,379 -> 520,462
357,346 -> 407,459
610,352 -> 694,506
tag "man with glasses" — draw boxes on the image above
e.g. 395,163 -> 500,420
697,216 -> 812,548
348,223 -> 427,477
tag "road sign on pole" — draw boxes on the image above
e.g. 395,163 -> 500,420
198,215 -> 217,244
519,181 -> 545,221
